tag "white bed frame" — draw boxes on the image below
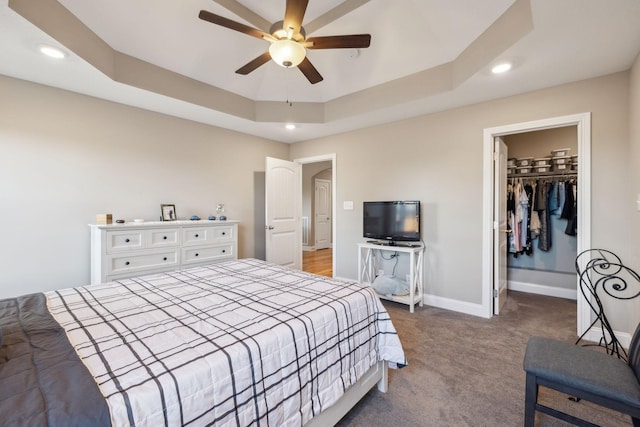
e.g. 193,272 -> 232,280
304,361 -> 388,426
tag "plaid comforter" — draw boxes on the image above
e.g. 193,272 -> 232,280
46,259 -> 406,426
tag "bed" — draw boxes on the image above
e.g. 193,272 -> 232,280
0,258 -> 406,426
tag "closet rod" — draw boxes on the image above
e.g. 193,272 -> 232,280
508,172 -> 577,179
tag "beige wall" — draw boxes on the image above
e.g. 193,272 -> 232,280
629,53 -> 640,320
0,75 -> 289,298
630,53 -> 640,268
290,72 -> 633,314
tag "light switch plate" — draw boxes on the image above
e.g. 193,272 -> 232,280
343,201 -> 354,210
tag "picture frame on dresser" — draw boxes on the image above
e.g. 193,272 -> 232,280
161,204 -> 176,221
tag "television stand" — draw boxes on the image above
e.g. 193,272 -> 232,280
357,242 -> 424,313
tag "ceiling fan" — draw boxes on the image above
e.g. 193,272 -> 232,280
199,0 -> 371,84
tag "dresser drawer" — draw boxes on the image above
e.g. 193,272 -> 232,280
108,250 -> 179,275
182,244 -> 234,265
182,227 -> 214,246
146,228 -> 179,247
107,231 -> 144,252
211,225 -> 234,241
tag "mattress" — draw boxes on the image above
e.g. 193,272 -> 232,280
36,258 -> 406,426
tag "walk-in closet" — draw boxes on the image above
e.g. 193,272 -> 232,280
503,126 -> 578,300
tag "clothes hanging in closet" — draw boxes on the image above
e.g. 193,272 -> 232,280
507,176 -> 577,257
560,180 -> 578,236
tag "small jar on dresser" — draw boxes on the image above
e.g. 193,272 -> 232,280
89,220 -> 238,284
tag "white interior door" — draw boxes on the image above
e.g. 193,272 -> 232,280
265,157 -> 301,269
314,179 -> 331,250
494,137 -> 508,314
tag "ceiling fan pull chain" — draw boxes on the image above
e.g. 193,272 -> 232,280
285,72 -> 293,107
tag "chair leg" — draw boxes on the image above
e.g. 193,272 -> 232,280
632,416 -> 640,427
524,373 -> 538,427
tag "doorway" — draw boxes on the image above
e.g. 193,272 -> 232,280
482,113 -> 592,337
296,154 -> 336,278
503,128 -> 579,302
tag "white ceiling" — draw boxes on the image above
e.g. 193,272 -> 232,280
1,0 -> 640,143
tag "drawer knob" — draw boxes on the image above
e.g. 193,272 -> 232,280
195,253 -> 199,257
222,232 -> 226,236
163,257 -> 167,261
125,238 -> 130,243
222,249 -> 226,253
195,234 -> 199,238
125,261 -> 130,266
163,236 -> 167,240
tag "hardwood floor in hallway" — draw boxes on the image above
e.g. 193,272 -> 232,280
303,248 -> 333,277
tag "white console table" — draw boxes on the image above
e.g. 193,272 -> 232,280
357,242 -> 424,313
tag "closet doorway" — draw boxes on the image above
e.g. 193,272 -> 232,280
503,128 -> 578,300
482,113 -> 592,337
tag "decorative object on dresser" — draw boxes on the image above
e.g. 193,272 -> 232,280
95,214 -> 112,225
160,203 -> 176,221
89,220 -> 238,284
215,203 -> 226,220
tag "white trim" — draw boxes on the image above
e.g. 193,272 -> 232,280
583,328 -> 632,349
423,293 -> 488,318
294,154 -> 337,278
482,113 -> 591,336
507,280 -> 577,300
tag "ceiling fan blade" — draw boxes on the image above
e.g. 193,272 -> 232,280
298,57 -> 323,84
236,51 -> 272,75
199,10 -> 271,40
304,0 -> 370,34
283,0 -> 309,35
306,34 -> 371,49
210,0 -> 271,31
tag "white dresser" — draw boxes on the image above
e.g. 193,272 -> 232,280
89,220 -> 238,284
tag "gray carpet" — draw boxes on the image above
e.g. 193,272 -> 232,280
336,291 -> 634,426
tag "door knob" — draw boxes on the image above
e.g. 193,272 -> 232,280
265,225 -> 274,230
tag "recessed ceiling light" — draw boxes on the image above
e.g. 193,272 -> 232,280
39,45 -> 66,59
285,124 -> 296,130
492,62 -> 512,74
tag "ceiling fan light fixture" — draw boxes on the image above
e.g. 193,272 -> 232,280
269,39 -> 306,68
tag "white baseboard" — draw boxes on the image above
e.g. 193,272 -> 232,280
422,293 -> 489,318
582,326 -> 632,349
508,280 -> 577,300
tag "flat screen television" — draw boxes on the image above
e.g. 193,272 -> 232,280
363,200 -> 421,243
